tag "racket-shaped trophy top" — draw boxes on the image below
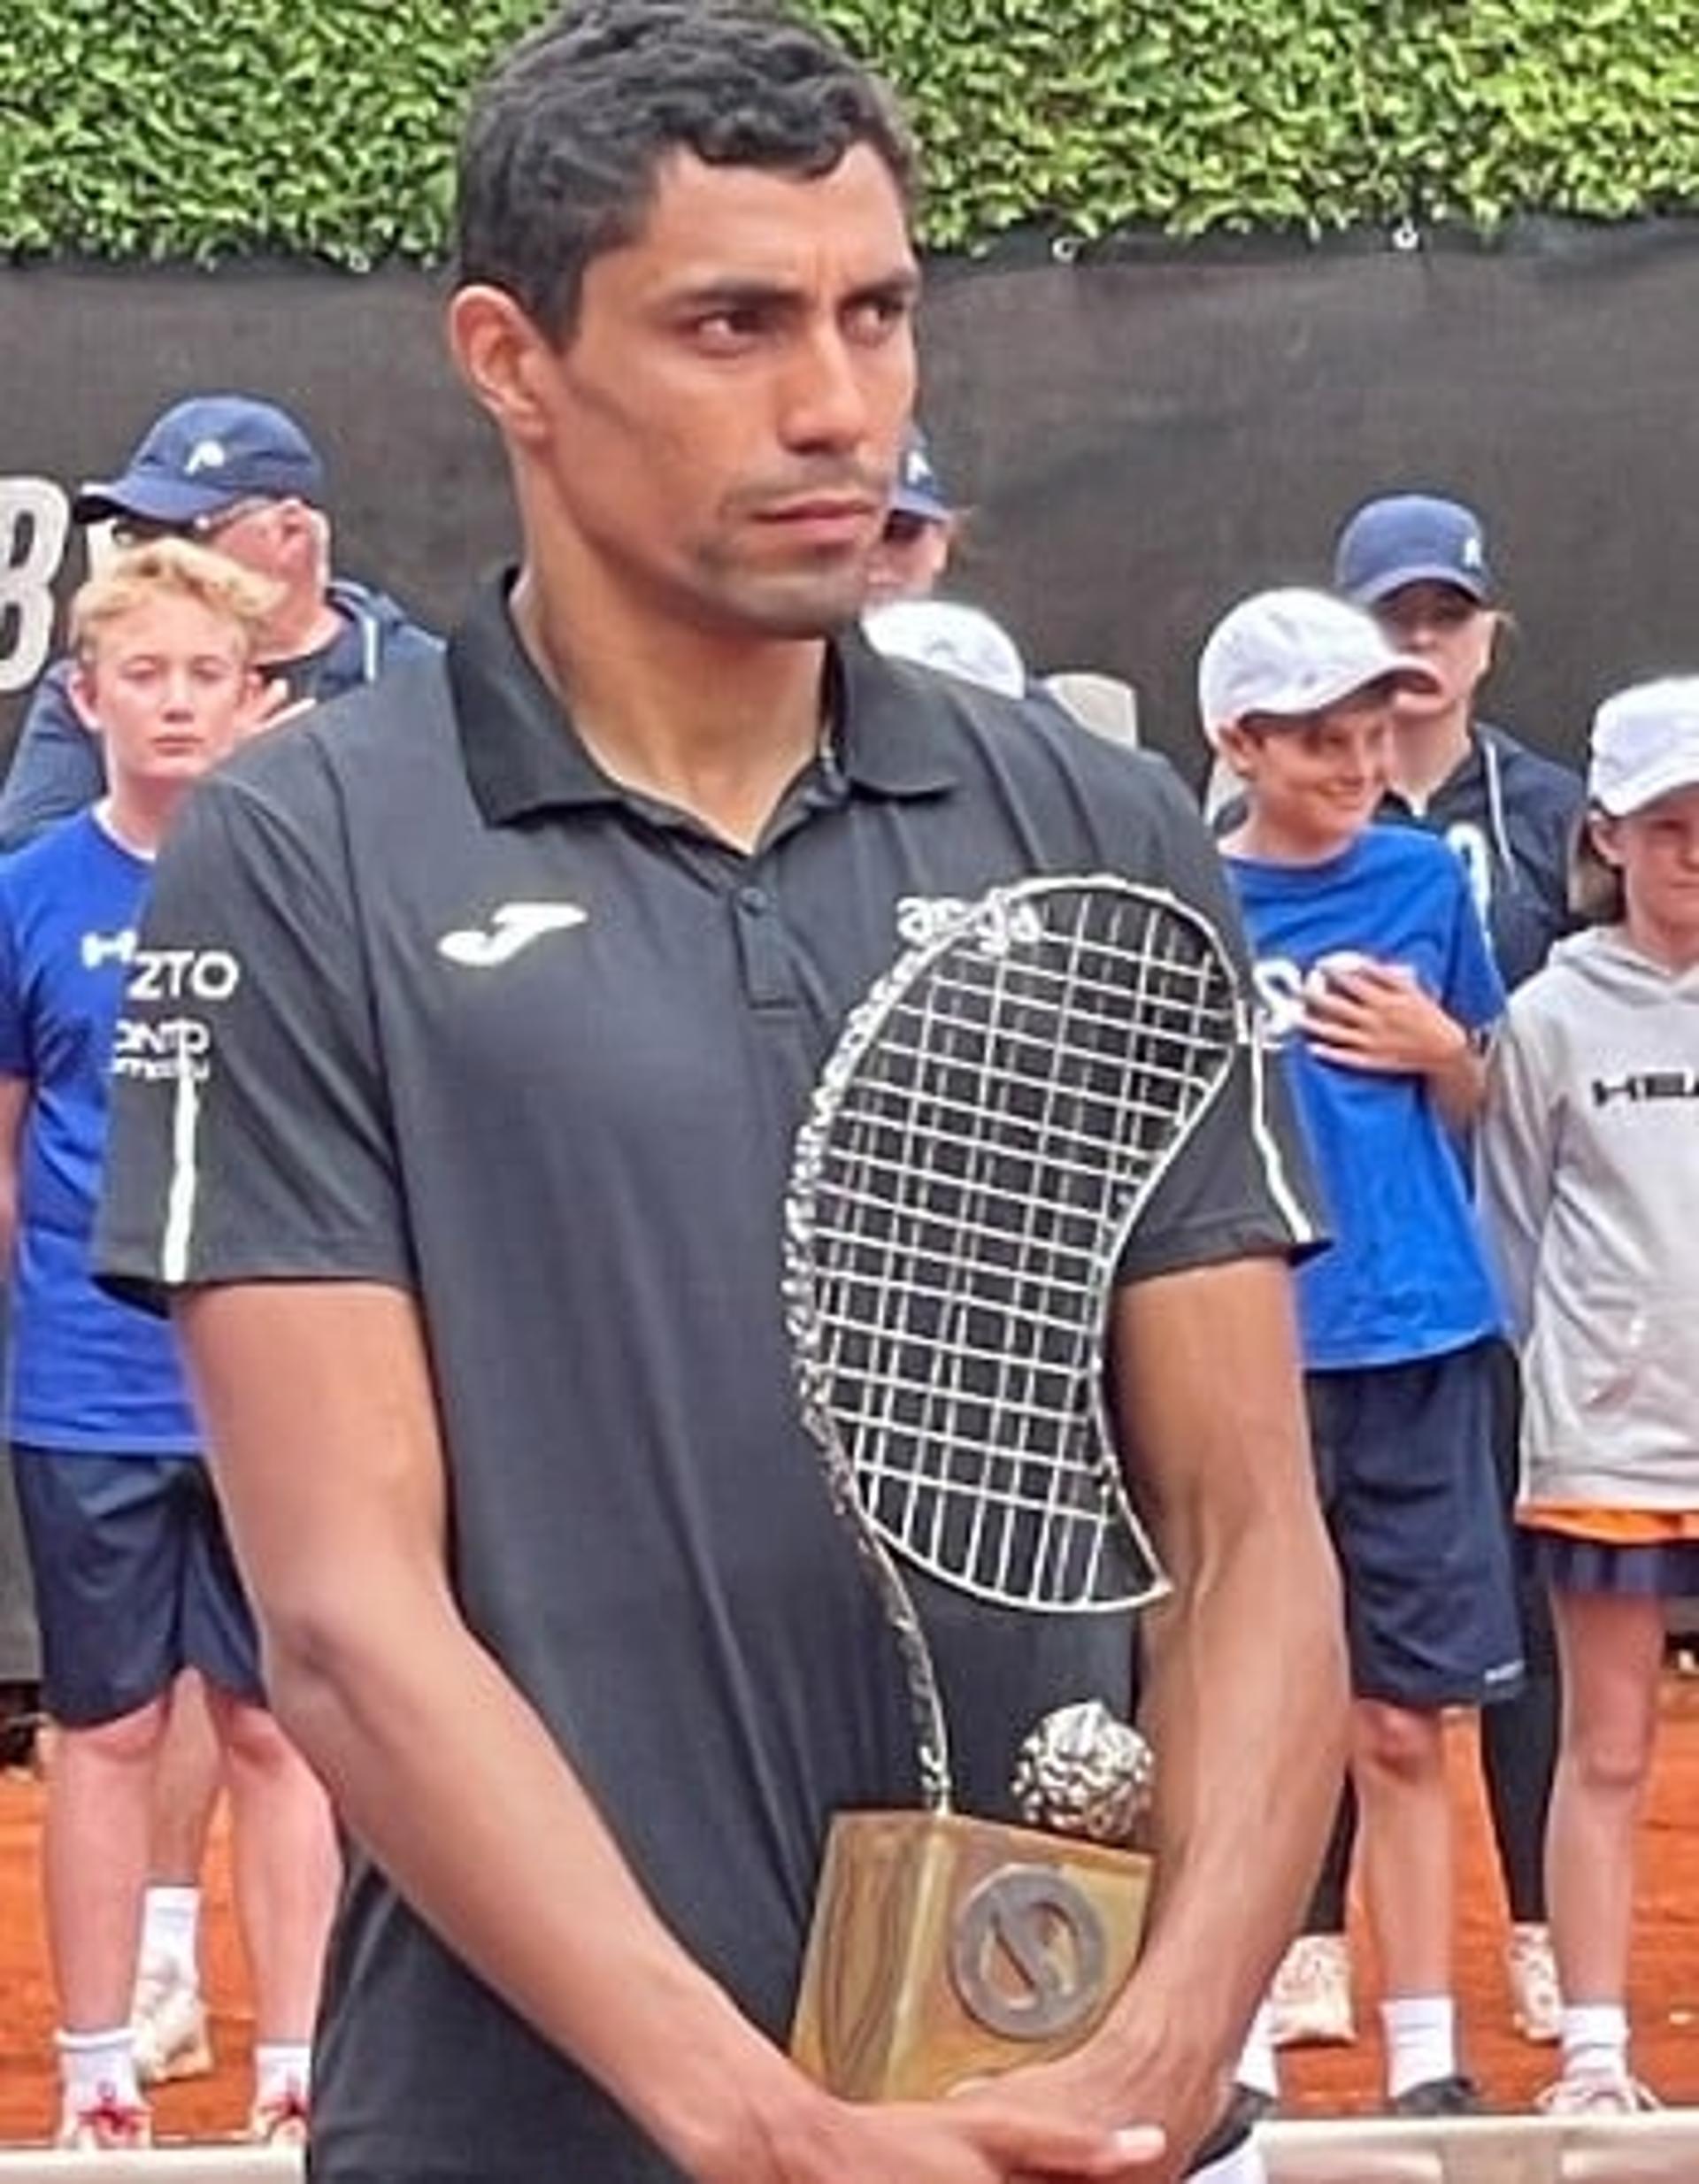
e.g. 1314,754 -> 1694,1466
785,873 -> 1249,1619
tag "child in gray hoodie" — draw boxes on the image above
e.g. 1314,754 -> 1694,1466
1480,676 -> 1699,2119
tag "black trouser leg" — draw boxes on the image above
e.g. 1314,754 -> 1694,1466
1482,1340 -> 1559,1926
1481,1632 -> 1558,1925
1302,1776 -> 1358,1934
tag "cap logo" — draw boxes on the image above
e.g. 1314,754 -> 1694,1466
1461,534 -> 1485,570
184,439 -> 228,475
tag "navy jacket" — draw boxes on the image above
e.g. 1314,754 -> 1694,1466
1375,722 -> 1583,992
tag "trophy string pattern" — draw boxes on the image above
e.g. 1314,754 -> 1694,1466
784,875 -> 1249,1814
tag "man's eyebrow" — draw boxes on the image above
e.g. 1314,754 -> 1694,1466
663,265 -> 921,313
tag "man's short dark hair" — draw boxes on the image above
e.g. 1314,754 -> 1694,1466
456,0 -> 918,342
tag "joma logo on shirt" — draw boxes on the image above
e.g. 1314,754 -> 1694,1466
437,902 -> 588,968
1592,1070 -> 1699,1109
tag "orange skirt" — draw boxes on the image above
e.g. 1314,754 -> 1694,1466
1518,1503 -> 1699,1544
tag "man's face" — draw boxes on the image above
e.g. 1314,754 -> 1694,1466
72,596 -> 259,792
512,144 -> 920,638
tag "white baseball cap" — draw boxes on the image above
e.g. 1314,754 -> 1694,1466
1588,677 -> 1699,815
1196,587 -> 1439,748
863,598 -> 1026,699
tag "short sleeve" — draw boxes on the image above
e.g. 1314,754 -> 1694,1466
1110,759 -> 1324,1284
95,757 -> 414,1310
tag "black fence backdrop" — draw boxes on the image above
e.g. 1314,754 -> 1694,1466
4,222 -> 1699,788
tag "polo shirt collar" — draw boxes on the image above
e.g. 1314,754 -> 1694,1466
447,573 -> 958,826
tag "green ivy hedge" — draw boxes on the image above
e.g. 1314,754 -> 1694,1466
4,0 -> 1699,263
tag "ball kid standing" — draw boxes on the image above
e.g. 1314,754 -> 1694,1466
1479,678 -> 1699,2116
0,541 -> 338,2149
1201,588 -> 1522,2119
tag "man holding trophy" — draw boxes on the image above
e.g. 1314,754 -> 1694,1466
96,4 -> 1348,2180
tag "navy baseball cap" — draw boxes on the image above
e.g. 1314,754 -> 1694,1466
1334,494 -> 1495,607
73,396 -> 326,526
889,425 -> 952,523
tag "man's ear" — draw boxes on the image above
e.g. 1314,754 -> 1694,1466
446,284 -> 563,451
65,661 -> 104,739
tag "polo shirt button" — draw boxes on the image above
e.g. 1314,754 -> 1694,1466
738,885 -> 770,915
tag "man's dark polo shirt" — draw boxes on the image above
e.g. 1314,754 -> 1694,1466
97,581 -> 1316,2184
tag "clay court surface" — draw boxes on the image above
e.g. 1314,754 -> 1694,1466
0,1685 -> 1695,2149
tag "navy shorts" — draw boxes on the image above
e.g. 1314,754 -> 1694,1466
1307,1340 -> 1525,1710
11,1449 -> 264,1727
1524,1530 -> 1699,1601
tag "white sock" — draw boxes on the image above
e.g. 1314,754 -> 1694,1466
56,2027 -> 142,2111
254,2040 -> 312,2107
1234,2003 -> 1280,2100
140,1885 -> 202,1986
1561,2003 -> 1629,2080
1381,1995 -> 1457,2100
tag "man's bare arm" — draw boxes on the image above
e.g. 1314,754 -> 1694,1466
1019,1257 -> 1347,2171
179,1281 -> 1164,2184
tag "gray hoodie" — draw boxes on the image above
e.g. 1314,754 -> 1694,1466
1479,925 -> 1699,1511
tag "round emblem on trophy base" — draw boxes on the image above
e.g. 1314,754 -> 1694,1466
949,1863 -> 1109,2040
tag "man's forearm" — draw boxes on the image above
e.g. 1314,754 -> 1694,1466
1073,1259 -> 1348,2154
178,1278 -> 809,2177
1129,1494 -> 1346,2065
264,1584 -> 815,2181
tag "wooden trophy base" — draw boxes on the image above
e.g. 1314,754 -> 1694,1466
790,1808 -> 1152,2101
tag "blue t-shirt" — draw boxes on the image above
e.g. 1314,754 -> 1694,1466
0,811 -> 199,1452
1226,826 -> 1505,1370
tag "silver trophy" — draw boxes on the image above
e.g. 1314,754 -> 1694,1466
784,880 -> 1246,2098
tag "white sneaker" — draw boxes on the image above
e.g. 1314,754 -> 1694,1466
56,2088 -> 152,2151
131,1961 -> 213,2085
1505,1923 -> 1562,2044
249,2083 -> 311,2146
1266,1933 -> 1355,2048
1536,2065 -> 1659,2116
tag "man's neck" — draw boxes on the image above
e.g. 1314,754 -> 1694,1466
510,564 -> 833,855
262,587 -> 345,666
1388,704 -> 1473,809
